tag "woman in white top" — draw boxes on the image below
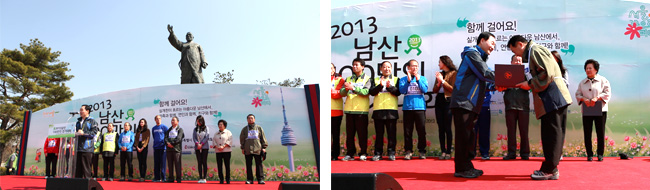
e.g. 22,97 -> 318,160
575,59 -> 611,162
213,119 -> 233,184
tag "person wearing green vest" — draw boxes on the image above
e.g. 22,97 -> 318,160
101,123 -> 120,181
369,61 -> 400,161
5,149 -> 18,175
340,58 -> 374,161
331,63 -> 345,161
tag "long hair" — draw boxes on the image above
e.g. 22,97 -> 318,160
439,55 -> 457,75
551,51 -> 567,78
195,115 -> 206,132
137,118 -> 148,133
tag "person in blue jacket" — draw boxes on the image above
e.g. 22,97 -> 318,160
450,32 -> 496,178
119,122 -> 135,181
398,59 -> 428,160
151,115 -> 168,182
474,84 -> 495,160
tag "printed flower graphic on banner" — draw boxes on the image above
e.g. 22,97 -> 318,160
624,22 -> 643,40
251,97 -> 262,107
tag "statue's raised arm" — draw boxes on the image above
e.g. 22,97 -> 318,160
168,24 -> 182,52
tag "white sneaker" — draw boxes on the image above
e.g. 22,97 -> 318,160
404,152 -> 413,160
342,155 -> 355,161
45,176 -> 48,179
360,155 -> 367,161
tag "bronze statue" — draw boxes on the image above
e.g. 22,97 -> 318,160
167,24 -> 208,84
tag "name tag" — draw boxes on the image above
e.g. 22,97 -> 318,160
139,134 -> 143,141
106,134 -> 114,142
247,130 -> 259,140
48,140 -> 56,148
169,130 -> 178,138
407,82 -> 422,95
349,82 -> 364,95
122,136 -> 131,144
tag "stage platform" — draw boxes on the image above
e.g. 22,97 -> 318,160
332,156 -> 649,189
0,175 -> 318,190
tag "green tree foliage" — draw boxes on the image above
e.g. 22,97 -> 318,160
213,70 -> 235,84
0,39 -> 74,161
256,77 -> 305,87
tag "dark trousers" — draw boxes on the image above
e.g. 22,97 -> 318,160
505,109 -> 530,157
540,106 -> 567,173
374,118 -> 397,156
474,106 -> 491,157
245,154 -> 263,181
216,152 -> 231,181
345,113 -> 368,156
153,149 -> 167,181
332,116 -> 343,159
45,153 -> 57,177
92,153 -> 99,178
75,152 -> 93,178
403,110 -> 426,154
102,155 -> 115,178
583,112 -> 607,157
137,148 -> 148,178
119,151 -> 133,178
166,151 -> 182,181
195,149 -> 209,179
452,108 -> 478,173
435,94 -> 453,154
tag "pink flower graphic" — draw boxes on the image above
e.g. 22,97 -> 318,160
631,142 -> 637,149
147,171 -> 151,175
213,168 -> 218,172
497,134 -> 502,141
605,136 -> 609,140
609,140 -> 615,147
372,135 -> 376,140
186,171 -> 192,176
192,166 -> 196,171
277,172 -> 283,178
624,136 -> 630,141
504,136 -> 508,140
297,165 -> 302,170
251,97 -> 263,107
367,139 -> 372,146
284,169 -> 290,174
209,173 -> 213,178
314,172 -> 319,178
280,165 -> 284,169
643,136 -> 647,141
426,140 -> 431,147
303,171 -> 309,176
383,138 -> 388,144
313,166 -> 317,170
271,167 -> 276,172
501,144 -> 507,151
624,22 -> 643,40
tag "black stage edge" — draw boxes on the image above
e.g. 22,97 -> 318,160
46,178 -> 104,190
332,173 -> 403,190
278,182 -> 320,190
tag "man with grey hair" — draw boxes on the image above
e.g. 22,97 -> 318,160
167,24 -> 208,84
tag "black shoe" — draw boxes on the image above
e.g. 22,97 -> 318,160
521,156 -> 529,160
166,179 -> 175,183
587,156 -> 593,161
226,180 -> 230,184
176,180 -> 181,183
220,180 -> 224,184
332,156 -> 338,161
245,180 -> 253,184
597,155 -> 603,161
258,180 -> 265,184
472,168 -> 484,176
454,170 -> 479,178
503,155 -> 516,160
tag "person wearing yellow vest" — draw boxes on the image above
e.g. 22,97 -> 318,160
92,132 -> 102,180
398,59 -> 429,160
369,61 -> 401,161
331,63 -> 345,161
340,58 -> 374,161
101,123 -> 120,181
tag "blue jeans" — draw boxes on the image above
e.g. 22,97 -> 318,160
153,149 -> 167,181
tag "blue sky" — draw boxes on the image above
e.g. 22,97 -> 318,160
1,0 -> 319,100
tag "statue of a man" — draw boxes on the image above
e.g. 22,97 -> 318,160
167,24 -> 208,84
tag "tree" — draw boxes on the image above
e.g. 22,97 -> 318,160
256,77 -> 305,87
213,70 -> 235,84
0,39 -> 74,162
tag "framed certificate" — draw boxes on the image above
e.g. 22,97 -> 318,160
495,64 -> 526,88
582,100 -> 603,116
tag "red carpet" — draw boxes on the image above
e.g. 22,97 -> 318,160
0,175 -> 318,190
332,156 -> 649,189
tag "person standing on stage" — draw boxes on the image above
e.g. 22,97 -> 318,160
101,123 -> 119,181
369,61 -> 401,161
399,59 -> 428,160
92,132 -> 101,180
165,116 -> 184,183
576,59 -> 611,162
474,89 -> 495,160
433,56 -> 457,160
331,63 -> 345,161
214,119 -> 233,184
450,32 -> 496,178
44,137 -> 61,178
119,122 -> 135,181
75,105 -> 99,179
151,115 -> 168,182
551,51 -> 569,160
240,114 -> 268,184
508,35 -> 572,180
340,58 -> 374,161
500,55 -> 531,160
193,115 -> 210,183
134,118 -> 150,182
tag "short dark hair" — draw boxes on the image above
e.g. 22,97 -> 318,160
81,105 -> 91,112
172,116 -> 179,122
352,58 -> 365,67
247,114 -> 255,119
507,35 -> 527,48
408,59 -> 418,67
584,59 -> 600,73
477,32 -> 495,45
218,119 -> 228,128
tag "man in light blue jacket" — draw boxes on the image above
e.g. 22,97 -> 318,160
119,122 -> 135,181
398,59 -> 428,160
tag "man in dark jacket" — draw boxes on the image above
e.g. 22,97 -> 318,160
450,32 -> 496,178
240,114 -> 268,184
508,35 -> 572,180
165,116 -> 184,183
75,105 -> 99,179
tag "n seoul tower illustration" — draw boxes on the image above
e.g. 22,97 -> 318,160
280,88 -> 297,172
